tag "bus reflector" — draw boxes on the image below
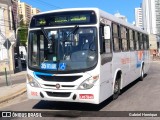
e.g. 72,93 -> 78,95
79,94 -> 94,99
31,91 -> 38,96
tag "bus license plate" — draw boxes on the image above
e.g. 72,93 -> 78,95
79,94 -> 94,99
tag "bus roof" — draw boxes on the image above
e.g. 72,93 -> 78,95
33,8 -> 148,34
35,8 -> 99,15
98,9 -> 148,34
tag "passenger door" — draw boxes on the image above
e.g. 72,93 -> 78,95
99,19 -> 113,100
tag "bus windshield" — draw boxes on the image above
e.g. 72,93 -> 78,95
28,27 -> 98,72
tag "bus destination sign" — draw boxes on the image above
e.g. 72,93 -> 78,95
30,11 -> 96,27
54,15 -> 89,23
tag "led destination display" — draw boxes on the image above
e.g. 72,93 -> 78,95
30,11 -> 96,27
54,15 -> 89,23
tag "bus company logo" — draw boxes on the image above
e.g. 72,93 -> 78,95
55,84 -> 60,89
79,94 -> 94,99
136,51 -> 144,68
121,58 -> 131,64
138,51 -> 143,61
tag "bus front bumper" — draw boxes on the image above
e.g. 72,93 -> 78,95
27,83 -> 99,104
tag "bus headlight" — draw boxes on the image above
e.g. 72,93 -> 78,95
26,74 -> 41,88
78,75 -> 99,90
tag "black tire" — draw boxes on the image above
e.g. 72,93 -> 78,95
113,77 -> 121,100
139,66 -> 144,81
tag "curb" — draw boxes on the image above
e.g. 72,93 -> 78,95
0,87 -> 27,104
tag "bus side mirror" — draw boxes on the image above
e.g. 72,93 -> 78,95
104,26 -> 111,40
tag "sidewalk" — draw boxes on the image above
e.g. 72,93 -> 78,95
0,70 -> 27,78
0,71 -> 26,85
0,83 -> 26,104
0,71 -> 27,105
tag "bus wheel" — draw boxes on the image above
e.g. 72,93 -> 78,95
113,77 -> 121,100
139,66 -> 144,81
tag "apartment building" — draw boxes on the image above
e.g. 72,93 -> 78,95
31,8 -> 40,15
135,8 -> 143,28
18,1 -> 32,24
142,0 -> 160,52
155,0 -> 160,35
18,1 -> 40,24
142,0 -> 157,34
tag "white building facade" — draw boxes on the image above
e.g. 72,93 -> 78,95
135,8 -> 143,28
155,0 -> 160,35
142,0 -> 157,34
0,4 -> 8,60
142,0 -> 160,52
0,1 -> 16,74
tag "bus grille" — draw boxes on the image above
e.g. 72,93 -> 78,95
36,75 -> 82,82
43,84 -> 75,88
46,92 -> 71,97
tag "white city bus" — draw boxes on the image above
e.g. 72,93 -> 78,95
27,8 -> 150,104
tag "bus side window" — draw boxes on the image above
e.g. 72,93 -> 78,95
137,32 -> 141,50
100,24 -> 112,54
144,34 -> 149,50
146,35 -> 149,49
143,34 -> 147,50
121,26 -> 129,51
100,24 -> 105,54
100,24 -> 112,64
112,23 -> 120,52
139,33 -> 143,50
134,31 -> 139,50
129,29 -> 134,51
104,26 -> 112,54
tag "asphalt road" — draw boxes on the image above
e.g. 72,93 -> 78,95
1,61 -> 160,119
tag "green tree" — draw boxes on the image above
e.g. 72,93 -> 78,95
18,28 -> 28,46
18,14 -> 28,46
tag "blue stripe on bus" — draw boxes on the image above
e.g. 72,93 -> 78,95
33,72 -> 53,76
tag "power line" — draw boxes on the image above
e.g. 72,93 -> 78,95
36,0 -> 61,9
26,0 -> 61,10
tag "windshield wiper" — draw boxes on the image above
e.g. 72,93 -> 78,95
71,25 -> 79,35
64,25 -> 79,40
